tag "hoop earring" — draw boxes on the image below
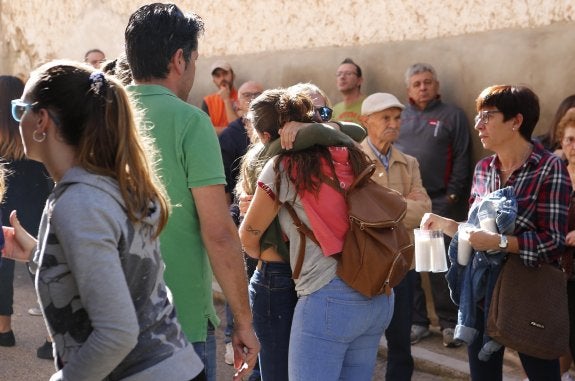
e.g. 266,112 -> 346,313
33,130 -> 46,143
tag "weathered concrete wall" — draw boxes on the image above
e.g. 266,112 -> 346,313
193,21 -> 575,161
1,0 -> 574,161
2,0 -> 574,73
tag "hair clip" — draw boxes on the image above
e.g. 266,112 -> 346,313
89,71 -> 107,97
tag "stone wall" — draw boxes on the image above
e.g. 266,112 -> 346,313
1,0 -> 574,160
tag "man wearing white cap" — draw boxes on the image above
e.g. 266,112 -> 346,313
201,60 -> 239,134
359,93 -> 431,381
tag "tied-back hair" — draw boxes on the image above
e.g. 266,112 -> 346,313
28,61 -> 169,236
289,82 -> 332,108
0,76 -> 26,160
247,88 -> 371,197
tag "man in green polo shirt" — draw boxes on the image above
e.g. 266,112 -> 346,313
124,4 -> 259,381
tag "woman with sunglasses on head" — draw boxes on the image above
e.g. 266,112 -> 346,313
421,85 -> 571,381
236,84 -> 365,381
2,61 -> 205,381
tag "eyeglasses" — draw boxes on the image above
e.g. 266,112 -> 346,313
474,110 -> 502,126
335,71 -> 358,78
562,136 -> 575,146
240,91 -> 262,100
316,106 -> 333,122
11,99 -> 37,122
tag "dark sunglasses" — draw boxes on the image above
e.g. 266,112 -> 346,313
316,106 -> 333,122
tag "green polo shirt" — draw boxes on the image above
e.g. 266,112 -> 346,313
127,84 -> 224,342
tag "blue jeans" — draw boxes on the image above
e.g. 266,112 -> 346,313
468,306 -> 560,381
249,261 -> 297,381
385,270 -> 415,381
289,276 -> 394,381
192,322 -> 216,381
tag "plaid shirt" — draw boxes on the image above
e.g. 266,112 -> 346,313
469,142 -> 571,266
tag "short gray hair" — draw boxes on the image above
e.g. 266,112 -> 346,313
404,63 -> 437,87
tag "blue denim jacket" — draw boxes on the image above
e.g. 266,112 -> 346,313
446,186 -> 517,359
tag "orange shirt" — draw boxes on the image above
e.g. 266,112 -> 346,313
203,88 -> 238,128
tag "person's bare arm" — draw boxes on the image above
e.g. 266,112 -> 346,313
219,86 -> 239,130
191,184 -> 259,378
239,186 -> 280,259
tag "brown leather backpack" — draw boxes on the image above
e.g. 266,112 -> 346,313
284,164 -> 414,297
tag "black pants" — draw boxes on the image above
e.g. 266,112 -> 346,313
385,270 -> 415,381
467,305 -> 559,381
568,279 -> 575,358
412,237 -> 458,330
0,258 -> 15,316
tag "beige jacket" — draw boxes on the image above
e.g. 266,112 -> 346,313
361,139 -> 432,235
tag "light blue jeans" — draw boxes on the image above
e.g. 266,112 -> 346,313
192,322 -> 216,381
288,277 -> 394,381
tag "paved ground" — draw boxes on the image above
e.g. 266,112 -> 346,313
0,262 -> 546,380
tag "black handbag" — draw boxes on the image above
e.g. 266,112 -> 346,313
487,255 -> 569,359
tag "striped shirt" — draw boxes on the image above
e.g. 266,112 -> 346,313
469,142 -> 571,266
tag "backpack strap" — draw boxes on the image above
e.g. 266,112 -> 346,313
318,163 -> 376,196
282,201 -> 319,279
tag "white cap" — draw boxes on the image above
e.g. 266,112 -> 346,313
361,93 -> 405,115
210,60 -> 232,74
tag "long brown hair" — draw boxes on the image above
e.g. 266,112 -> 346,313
27,61 -> 169,236
248,88 -> 370,196
0,76 -> 26,160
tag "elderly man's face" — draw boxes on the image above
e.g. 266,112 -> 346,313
363,107 -> 402,149
237,82 -> 263,115
407,71 -> 439,109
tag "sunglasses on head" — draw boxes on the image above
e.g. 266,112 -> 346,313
11,99 -> 37,122
316,106 -> 333,122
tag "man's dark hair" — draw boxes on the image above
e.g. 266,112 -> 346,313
125,3 -> 204,81
340,57 -> 362,78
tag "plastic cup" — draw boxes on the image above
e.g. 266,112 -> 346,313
478,210 -> 498,232
414,229 -> 447,272
457,223 -> 474,266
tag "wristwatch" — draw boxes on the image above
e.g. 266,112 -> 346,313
498,234 -> 508,251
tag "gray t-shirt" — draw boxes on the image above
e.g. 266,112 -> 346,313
259,158 -> 337,296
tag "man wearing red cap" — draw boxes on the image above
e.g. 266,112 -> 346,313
202,60 -> 239,134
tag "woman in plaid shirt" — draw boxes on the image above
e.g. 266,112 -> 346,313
421,85 -> 571,381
